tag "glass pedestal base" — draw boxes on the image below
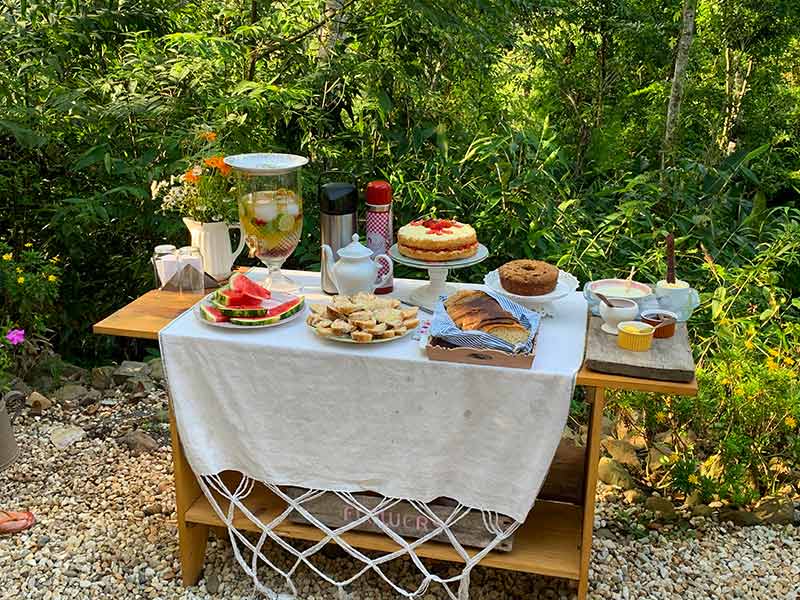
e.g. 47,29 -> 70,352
259,264 -> 300,293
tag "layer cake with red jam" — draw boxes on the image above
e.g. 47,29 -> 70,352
397,218 -> 478,261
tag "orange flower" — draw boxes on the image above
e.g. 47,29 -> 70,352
200,131 -> 217,142
204,155 -> 231,176
184,167 -> 200,184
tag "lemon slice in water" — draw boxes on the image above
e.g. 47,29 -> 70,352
278,214 -> 295,232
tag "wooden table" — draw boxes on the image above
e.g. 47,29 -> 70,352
94,287 -> 697,599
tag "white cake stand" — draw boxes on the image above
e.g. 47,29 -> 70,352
388,243 -> 489,311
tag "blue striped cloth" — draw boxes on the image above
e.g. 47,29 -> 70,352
430,289 -> 540,354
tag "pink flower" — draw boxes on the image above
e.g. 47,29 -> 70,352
5,329 -> 25,345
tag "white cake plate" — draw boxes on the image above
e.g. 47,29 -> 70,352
483,269 -> 579,318
388,244 -> 489,311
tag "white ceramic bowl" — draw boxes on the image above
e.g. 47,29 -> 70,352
598,298 -> 639,335
584,278 -> 653,315
588,278 -> 652,299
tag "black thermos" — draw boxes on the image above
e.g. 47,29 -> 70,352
319,179 -> 358,294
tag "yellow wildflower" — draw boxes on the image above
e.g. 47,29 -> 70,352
688,474 -> 700,485
769,348 -> 781,357
2,253 -> 11,261
24,242 -> 32,248
48,274 -> 57,282
766,358 -> 778,372
783,356 -> 795,366
786,416 -> 797,429
720,378 -> 730,386
655,411 -> 668,423
51,256 -> 60,263
15,267 -> 21,273
17,276 -> 24,284
734,386 -> 745,396
744,339 -> 754,350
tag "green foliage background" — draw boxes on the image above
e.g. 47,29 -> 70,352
1,0 -> 799,503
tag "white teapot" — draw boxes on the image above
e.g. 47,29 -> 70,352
321,234 -> 393,295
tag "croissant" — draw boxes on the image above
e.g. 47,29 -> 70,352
445,291 -> 529,345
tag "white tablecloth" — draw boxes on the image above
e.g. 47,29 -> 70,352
160,269 -> 587,522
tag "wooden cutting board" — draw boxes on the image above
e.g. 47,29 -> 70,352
584,316 -> 696,382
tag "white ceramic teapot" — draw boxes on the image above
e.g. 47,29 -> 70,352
321,234 -> 393,295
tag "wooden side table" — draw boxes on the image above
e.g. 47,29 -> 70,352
94,288 -> 697,599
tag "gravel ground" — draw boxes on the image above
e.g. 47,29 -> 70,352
1,386 -> 799,600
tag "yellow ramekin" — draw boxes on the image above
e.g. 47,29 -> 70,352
617,321 -> 655,352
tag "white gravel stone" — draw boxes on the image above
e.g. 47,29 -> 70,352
1,384 -> 798,599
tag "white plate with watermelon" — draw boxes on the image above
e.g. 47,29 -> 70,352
195,273 -> 305,329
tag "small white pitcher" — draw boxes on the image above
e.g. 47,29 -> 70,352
183,218 -> 246,281
655,279 -> 700,321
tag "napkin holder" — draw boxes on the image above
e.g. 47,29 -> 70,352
160,266 -> 221,292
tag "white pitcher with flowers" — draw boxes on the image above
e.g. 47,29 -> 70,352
152,136 -> 245,281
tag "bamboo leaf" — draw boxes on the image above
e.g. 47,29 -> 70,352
72,145 -> 108,171
711,286 -> 726,320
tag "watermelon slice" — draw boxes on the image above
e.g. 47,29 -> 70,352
265,295 -> 303,316
200,305 -> 229,323
215,288 -> 263,307
210,300 -> 268,318
229,296 -> 305,325
230,273 -> 271,301
229,314 -> 283,326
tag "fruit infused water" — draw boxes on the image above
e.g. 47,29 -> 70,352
225,153 -> 308,292
239,189 -> 303,262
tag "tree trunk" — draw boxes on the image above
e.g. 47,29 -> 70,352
716,46 -> 753,156
661,0 -> 698,170
245,0 -> 261,81
595,22 -> 610,128
317,0 -> 346,62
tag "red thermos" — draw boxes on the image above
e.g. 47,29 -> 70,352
365,181 -> 393,294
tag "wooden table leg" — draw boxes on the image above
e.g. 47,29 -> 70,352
169,400 -> 209,586
577,386 -> 605,600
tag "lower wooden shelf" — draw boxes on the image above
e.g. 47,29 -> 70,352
185,486 -> 582,581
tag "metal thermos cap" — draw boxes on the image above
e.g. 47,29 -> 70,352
319,182 -> 358,215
